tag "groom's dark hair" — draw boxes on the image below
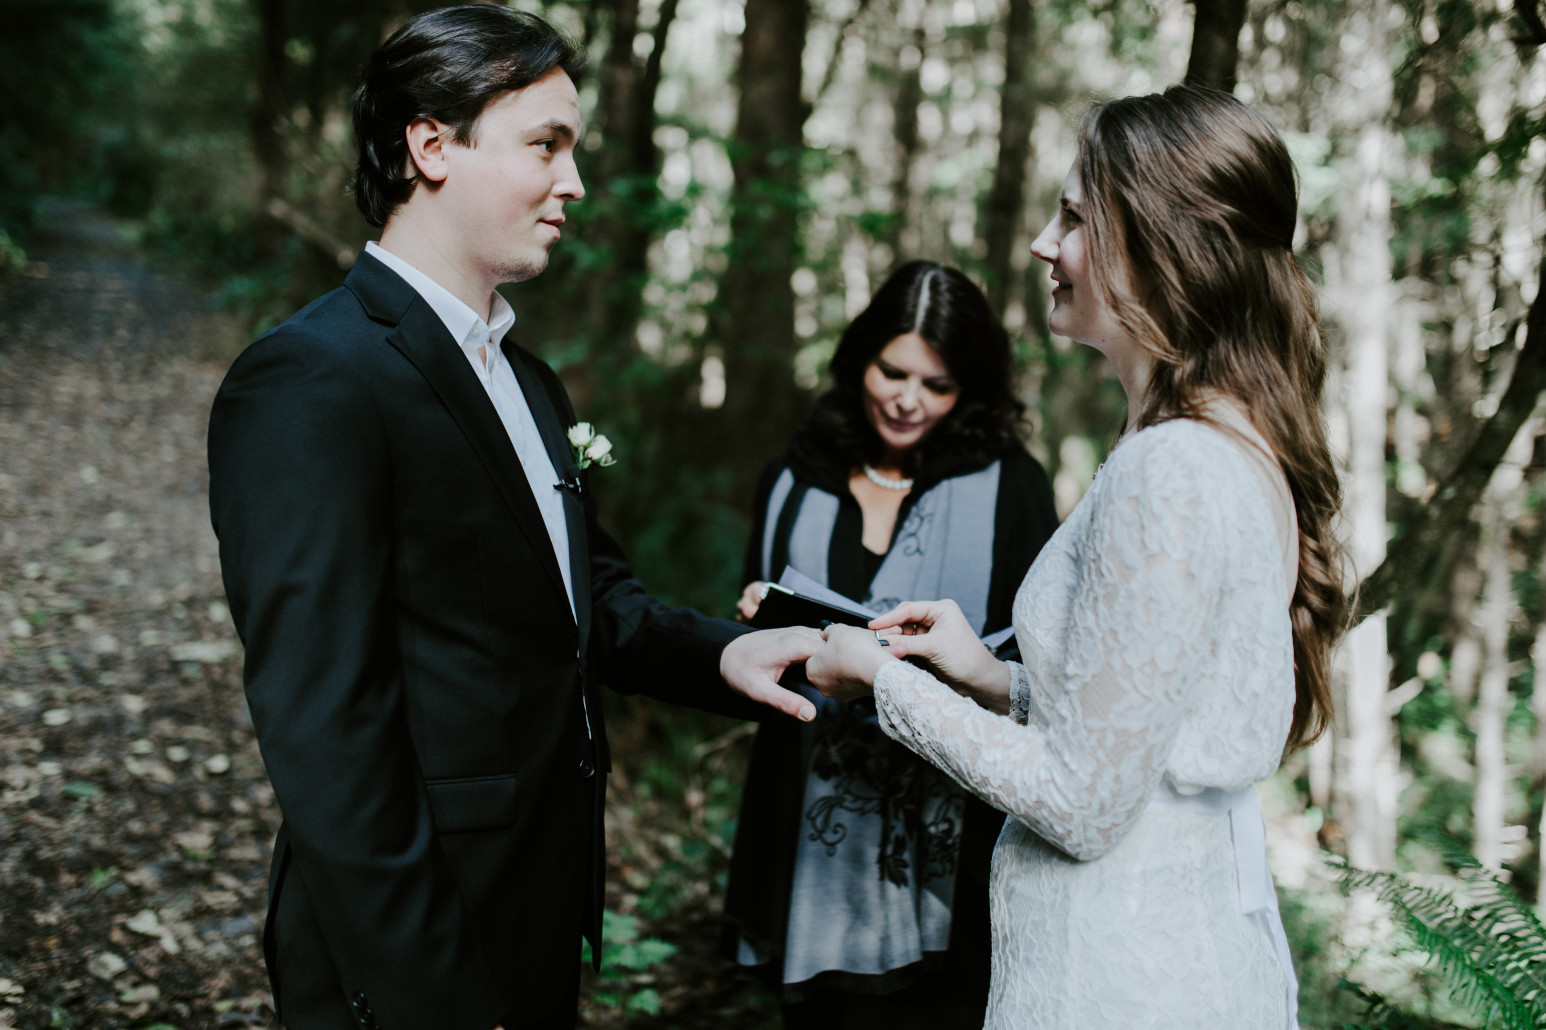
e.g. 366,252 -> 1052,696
351,4 -> 584,228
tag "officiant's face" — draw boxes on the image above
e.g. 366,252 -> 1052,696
861,332 -> 960,458
442,67 -> 586,284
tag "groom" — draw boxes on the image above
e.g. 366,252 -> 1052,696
207,7 -> 818,1029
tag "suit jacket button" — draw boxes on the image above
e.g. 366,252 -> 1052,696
578,758 -> 595,779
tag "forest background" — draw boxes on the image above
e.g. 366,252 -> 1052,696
4,0 -> 1546,1026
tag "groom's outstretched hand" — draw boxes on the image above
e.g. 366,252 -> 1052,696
720,627 -> 822,722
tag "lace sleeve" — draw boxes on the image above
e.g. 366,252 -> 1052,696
873,431 -> 1232,861
1007,661 -> 1034,726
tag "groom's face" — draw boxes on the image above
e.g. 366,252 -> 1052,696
441,67 -> 585,285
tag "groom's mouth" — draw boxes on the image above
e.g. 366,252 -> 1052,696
540,218 -> 564,239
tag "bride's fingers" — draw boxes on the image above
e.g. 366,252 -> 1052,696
870,601 -> 938,631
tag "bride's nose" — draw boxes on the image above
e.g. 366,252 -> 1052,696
1030,223 -> 1058,264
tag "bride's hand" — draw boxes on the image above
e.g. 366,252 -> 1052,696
869,599 -> 1011,709
805,624 -> 893,701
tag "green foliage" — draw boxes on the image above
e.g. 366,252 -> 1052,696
579,910 -> 679,1019
0,0 -> 134,249
1337,856 -> 1546,1030
63,780 -> 101,801
580,910 -> 679,971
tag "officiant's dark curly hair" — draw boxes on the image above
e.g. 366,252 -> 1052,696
808,261 -> 1026,475
351,5 -> 584,227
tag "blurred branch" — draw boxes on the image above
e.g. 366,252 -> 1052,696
813,0 -> 874,109
264,198 -> 355,270
1517,0 -> 1546,48
984,0 -> 1035,317
1354,250 -> 1546,624
1184,0 -> 1248,93
641,0 -> 681,106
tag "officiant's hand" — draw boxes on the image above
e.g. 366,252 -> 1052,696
805,624 -> 893,701
735,581 -> 767,623
720,627 -> 823,721
869,599 -> 1011,711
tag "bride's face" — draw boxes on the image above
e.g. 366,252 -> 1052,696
1029,165 -> 1133,360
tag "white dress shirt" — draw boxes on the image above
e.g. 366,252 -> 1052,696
366,241 -> 575,617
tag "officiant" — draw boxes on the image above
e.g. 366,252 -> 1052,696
721,261 -> 1058,1027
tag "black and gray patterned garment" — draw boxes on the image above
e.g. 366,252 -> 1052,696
722,429 -> 1057,1021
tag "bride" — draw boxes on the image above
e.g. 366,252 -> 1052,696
805,84 -> 1347,1029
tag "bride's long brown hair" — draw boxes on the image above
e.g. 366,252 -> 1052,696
1075,84 -> 1347,751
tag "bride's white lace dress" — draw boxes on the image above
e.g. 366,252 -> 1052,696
873,419 -> 1299,1029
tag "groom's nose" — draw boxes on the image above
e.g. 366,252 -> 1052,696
557,157 -> 585,202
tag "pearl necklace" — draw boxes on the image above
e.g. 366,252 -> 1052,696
862,464 -> 913,491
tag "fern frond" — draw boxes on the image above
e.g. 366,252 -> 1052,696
1455,869 -> 1546,1012
1340,865 -> 1543,1030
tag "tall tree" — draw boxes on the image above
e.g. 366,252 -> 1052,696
882,23 -> 927,260
1472,492 -> 1513,870
250,0 -> 289,260
1533,580 -> 1546,889
1331,0 -> 1397,872
1184,0 -> 1248,92
713,0 -> 812,496
573,0 -> 682,391
983,0 -> 1035,317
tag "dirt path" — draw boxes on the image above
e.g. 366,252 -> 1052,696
0,203 -> 276,1029
0,205 -> 776,1030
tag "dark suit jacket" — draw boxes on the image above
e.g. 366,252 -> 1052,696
208,252 -> 756,1030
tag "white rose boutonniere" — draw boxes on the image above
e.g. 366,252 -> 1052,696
566,421 -> 617,470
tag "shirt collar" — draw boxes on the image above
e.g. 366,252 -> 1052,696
365,241 -> 516,359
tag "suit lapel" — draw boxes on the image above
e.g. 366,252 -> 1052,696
353,266 -> 571,608
506,343 -> 593,657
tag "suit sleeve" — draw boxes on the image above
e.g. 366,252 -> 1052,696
208,332 -> 504,1030
525,360 -> 763,720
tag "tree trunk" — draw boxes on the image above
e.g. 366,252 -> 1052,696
1183,0 -> 1248,93
1533,612 -> 1546,892
251,0 -> 288,260
575,0 -> 681,383
1355,247 -> 1546,624
1474,415 -> 1537,868
1331,0 -> 1395,872
1391,285 -> 1427,499
1473,496 -> 1511,870
712,0 -> 811,498
982,0 -> 1035,318
882,24 -> 926,261
1534,607 -> 1546,785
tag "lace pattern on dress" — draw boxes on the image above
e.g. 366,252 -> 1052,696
871,420 -> 1296,1028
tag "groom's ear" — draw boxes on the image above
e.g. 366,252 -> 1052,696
403,117 -> 452,185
